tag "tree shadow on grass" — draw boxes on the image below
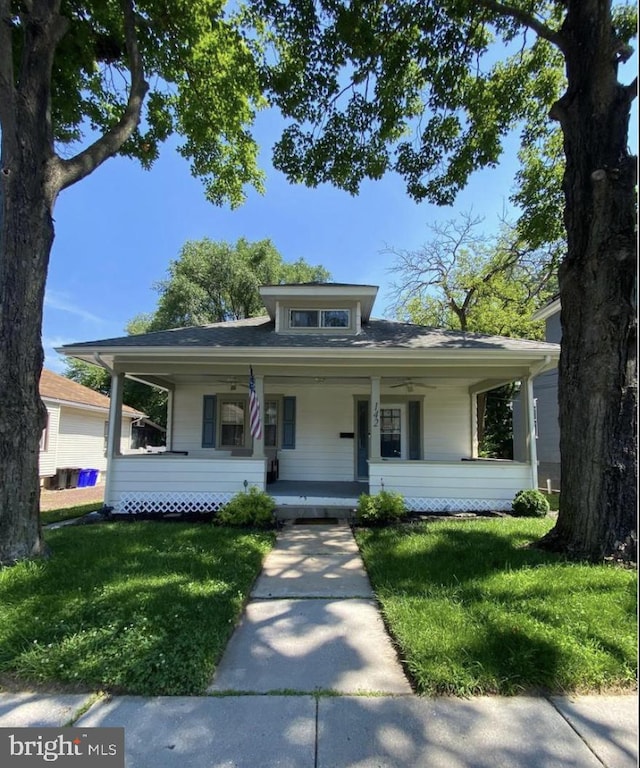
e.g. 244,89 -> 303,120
357,521 -> 637,695
0,523 -> 273,695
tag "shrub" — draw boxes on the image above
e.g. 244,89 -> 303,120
511,489 -> 550,518
356,490 -> 407,526
217,487 -> 276,528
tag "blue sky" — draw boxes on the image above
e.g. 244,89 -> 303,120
43,78 -> 638,373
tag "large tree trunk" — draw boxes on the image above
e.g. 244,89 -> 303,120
540,1 -> 637,562
0,3 -> 66,565
0,151 -> 54,564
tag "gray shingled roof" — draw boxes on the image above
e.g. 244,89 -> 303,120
61,316 -> 559,353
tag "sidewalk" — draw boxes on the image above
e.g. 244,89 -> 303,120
1,523 -> 637,767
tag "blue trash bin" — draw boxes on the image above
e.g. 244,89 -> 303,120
77,469 -> 90,487
87,469 -> 99,487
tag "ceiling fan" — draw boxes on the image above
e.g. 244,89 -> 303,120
389,378 -> 436,393
213,376 -> 249,391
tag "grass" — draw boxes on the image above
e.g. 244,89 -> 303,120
543,492 -> 560,512
0,523 -> 273,695
355,517 -> 637,697
40,503 -> 105,526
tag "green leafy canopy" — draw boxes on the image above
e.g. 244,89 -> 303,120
44,0 -> 267,207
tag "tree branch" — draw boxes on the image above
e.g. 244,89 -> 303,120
625,76 -> 637,102
55,0 -> 148,192
475,0 -> 563,49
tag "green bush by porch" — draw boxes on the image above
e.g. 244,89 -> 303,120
0,524 -> 274,695
355,518 -> 637,696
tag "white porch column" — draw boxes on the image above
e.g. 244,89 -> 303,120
165,388 -> 174,450
470,393 -> 479,458
106,372 -> 124,458
104,371 -> 124,507
524,376 -> 539,489
370,376 -> 381,461
252,373 -> 265,459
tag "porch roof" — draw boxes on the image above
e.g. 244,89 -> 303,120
59,316 -> 559,355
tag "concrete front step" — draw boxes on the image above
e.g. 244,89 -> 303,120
275,505 -> 356,521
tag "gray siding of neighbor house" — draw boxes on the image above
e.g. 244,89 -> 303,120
513,310 -> 561,490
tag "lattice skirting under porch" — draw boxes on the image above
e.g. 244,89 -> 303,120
115,492 -> 233,516
112,491 -> 512,516
404,498 -> 513,513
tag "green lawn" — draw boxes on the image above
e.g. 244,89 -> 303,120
356,517 -> 637,697
40,503 -> 104,526
0,523 -> 273,695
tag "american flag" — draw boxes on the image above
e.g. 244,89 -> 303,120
248,367 -> 263,440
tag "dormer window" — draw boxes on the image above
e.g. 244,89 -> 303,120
289,309 -> 350,329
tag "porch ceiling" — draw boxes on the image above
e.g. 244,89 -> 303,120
121,365 -> 543,392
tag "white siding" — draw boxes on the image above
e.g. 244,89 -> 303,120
107,456 -> 266,511
169,380 -> 475,483
423,386 -> 470,459
39,403 -> 60,478
56,406 -> 134,473
57,407 -> 108,471
279,386 -> 355,482
369,460 -> 532,511
171,383 -> 213,453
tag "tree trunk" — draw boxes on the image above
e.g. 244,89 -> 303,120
0,157 -> 54,564
540,1 -> 637,562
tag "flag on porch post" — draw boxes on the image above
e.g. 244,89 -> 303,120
248,367 -> 263,440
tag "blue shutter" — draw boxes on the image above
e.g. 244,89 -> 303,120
202,395 -> 217,448
408,400 -> 421,460
282,396 -> 296,449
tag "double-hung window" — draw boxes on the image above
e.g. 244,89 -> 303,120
220,400 -> 245,447
264,400 -> 278,447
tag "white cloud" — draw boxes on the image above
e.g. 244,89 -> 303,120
44,289 -> 104,324
42,336 -> 74,373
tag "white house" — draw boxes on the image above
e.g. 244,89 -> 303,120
39,369 -> 145,488
58,283 -> 559,515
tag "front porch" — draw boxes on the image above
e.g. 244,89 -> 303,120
105,453 -> 533,516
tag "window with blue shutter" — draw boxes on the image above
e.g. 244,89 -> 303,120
202,395 -> 217,448
282,396 -> 296,449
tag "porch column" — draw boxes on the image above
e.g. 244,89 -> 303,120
252,373 -> 265,459
370,376 -> 381,460
524,376 -> 539,489
106,372 -> 124,459
104,371 -> 124,509
470,394 -> 479,458
165,387 -> 174,450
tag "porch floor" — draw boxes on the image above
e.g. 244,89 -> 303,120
267,480 -> 366,502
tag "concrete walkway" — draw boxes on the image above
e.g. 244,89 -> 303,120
209,523 -> 411,695
0,523 -> 637,767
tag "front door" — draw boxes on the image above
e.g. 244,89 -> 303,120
357,400 -> 369,479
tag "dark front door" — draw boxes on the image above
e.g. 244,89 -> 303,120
357,400 -> 369,479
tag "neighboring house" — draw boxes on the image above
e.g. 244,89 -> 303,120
58,283 -> 559,515
39,369 -> 145,488
513,297 -> 561,491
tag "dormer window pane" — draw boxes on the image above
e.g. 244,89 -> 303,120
290,310 -> 319,327
321,310 -> 349,328
289,308 -> 350,328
